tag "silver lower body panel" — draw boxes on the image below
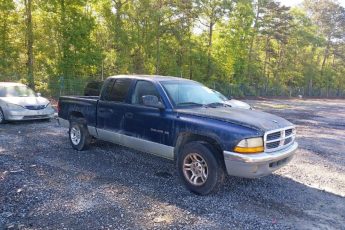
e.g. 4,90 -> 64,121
57,118 -> 174,160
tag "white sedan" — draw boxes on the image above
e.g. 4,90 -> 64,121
213,90 -> 252,110
0,82 -> 55,123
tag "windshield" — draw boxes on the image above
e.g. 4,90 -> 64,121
213,90 -> 228,101
161,81 -> 223,107
0,85 -> 36,97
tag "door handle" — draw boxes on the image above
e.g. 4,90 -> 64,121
125,112 -> 133,119
99,108 -> 113,113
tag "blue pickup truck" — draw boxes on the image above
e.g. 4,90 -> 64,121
58,75 -> 298,195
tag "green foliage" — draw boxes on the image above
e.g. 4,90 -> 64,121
0,0 -> 345,97
0,0 -> 20,80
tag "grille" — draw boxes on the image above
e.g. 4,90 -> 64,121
284,137 -> 293,145
285,128 -> 293,136
25,105 -> 46,110
265,127 -> 296,152
267,142 -> 280,149
267,131 -> 281,141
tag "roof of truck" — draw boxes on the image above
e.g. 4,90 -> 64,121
107,75 -> 197,83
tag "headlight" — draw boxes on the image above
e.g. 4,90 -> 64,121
234,137 -> 264,154
6,103 -> 24,110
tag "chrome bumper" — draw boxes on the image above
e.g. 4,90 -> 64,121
223,142 -> 298,178
5,108 -> 55,121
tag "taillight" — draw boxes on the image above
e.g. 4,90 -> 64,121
57,101 -> 60,113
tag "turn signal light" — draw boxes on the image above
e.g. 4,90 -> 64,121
233,137 -> 264,154
233,146 -> 264,154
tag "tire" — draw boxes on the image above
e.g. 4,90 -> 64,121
69,118 -> 91,151
0,108 -> 6,124
177,141 -> 225,195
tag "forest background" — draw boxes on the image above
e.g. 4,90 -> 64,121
1,0 -> 345,98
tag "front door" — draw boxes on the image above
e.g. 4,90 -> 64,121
123,80 -> 174,159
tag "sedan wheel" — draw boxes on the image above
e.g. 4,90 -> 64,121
0,108 -> 5,124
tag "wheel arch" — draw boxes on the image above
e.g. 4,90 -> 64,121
174,132 -> 224,164
69,111 -> 85,121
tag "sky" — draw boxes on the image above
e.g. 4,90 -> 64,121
279,0 -> 345,7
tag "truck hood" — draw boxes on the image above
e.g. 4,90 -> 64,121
0,96 -> 50,107
176,107 -> 293,132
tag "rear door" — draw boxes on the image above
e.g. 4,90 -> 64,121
97,78 -> 132,132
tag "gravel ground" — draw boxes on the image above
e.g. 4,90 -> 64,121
1,99 -> 345,229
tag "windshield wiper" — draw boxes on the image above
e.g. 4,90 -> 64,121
177,102 -> 204,107
205,102 -> 231,108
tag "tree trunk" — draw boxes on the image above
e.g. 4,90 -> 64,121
206,21 -> 214,80
320,38 -> 331,78
155,16 -> 161,75
308,47 -> 317,96
60,0 -> 68,92
263,36 -> 270,93
246,1 -> 260,83
189,33 -> 193,80
25,0 -> 34,90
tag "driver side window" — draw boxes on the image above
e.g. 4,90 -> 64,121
131,80 -> 161,105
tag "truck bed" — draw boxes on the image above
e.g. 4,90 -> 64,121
58,96 -> 99,127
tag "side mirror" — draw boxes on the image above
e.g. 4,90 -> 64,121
142,95 -> 165,109
36,93 -> 41,97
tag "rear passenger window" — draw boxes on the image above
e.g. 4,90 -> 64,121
107,79 -> 132,102
101,79 -> 115,100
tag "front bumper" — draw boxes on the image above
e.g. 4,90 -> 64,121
4,107 -> 55,121
223,142 -> 298,178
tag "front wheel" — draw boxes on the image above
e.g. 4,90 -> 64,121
69,119 -> 91,151
0,108 -> 6,124
177,142 -> 225,195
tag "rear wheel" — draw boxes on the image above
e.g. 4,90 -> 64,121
177,141 -> 225,195
0,108 -> 6,124
69,118 -> 91,151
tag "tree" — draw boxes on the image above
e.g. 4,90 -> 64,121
304,0 -> 345,95
0,0 -> 19,81
195,0 -> 230,80
1,0 -> 345,97
24,0 -> 35,89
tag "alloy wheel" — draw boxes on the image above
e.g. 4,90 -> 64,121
183,153 -> 209,186
70,126 -> 81,145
